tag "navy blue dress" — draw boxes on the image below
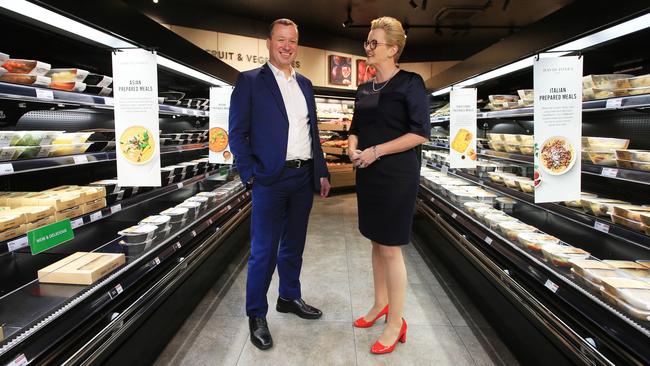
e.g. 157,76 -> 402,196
349,70 -> 430,245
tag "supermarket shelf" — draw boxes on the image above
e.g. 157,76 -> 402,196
0,82 -> 207,117
0,143 -> 208,176
429,93 -> 650,124
425,160 -> 650,251
322,146 -> 348,155
417,186 -> 650,365
0,164 -> 232,256
317,122 -> 350,132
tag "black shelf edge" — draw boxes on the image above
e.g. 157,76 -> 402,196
425,160 -> 650,251
0,143 -> 208,176
0,164 -> 232,255
0,82 -> 208,117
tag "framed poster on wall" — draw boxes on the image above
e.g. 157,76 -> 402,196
356,59 -> 376,85
328,55 -> 352,86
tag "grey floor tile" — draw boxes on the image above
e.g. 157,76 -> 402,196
236,319 -> 356,366
354,324 -> 476,366
455,326 -> 520,366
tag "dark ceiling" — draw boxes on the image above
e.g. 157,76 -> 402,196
125,0 -> 574,62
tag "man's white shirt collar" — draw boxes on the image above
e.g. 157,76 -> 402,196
267,61 -> 296,80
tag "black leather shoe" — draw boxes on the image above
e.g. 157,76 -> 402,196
276,297 -> 323,319
249,316 -> 273,350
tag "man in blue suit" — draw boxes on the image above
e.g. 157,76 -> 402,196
228,18 -> 330,350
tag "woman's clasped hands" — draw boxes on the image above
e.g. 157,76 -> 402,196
350,146 -> 380,169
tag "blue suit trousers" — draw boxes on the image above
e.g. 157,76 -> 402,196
246,166 -> 314,317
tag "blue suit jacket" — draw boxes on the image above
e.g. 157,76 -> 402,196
228,63 -> 328,190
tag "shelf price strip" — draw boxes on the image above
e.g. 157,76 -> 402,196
544,279 -> 559,293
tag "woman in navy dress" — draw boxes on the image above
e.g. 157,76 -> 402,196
348,17 -> 430,355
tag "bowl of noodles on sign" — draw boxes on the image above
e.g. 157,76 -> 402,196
540,136 -> 576,176
209,127 -> 228,152
119,126 -> 156,164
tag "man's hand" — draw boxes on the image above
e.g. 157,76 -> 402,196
320,177 -> 331,198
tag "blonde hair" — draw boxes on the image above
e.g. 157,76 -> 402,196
370,17 -> 406,61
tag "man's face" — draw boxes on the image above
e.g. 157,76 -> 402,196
266,24 -> 298,69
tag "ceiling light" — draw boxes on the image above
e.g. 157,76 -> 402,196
153,0 -> 159,3
409,0 -> 418,9
0,0 -> 227,86
430,11 -> 650,96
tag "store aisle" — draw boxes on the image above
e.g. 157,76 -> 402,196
155,193 -> 519,366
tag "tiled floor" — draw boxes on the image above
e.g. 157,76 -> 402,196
155,193 -> 519,366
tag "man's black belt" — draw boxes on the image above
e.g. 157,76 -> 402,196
284,159 -> 313,168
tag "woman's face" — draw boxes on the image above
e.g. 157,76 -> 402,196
364,28 -> 395,67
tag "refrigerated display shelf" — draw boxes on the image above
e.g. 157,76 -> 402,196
322,146 -> 348,155
429,93 -> 650,124
0,82 -> 208,117
0,143 -> 208,176
0,164 -> 232,256
417,184 -> 650,365
0,185 -> 250,362
425,160 -> 650,251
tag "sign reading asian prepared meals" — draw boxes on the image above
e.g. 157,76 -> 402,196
112,48 -> 162,187
449,88 -> 478,169
209,86 -> 234,165
533,55 -> 583,203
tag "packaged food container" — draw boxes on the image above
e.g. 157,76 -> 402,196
463,202 -> 491,215
0,212 -> 25,231
600,277 -> 650,311
498,221 -> 537,241
584,150 -> 617,166
196,191 -> 220,205
16,146 -> 41,159
582,137 -> 630,150
519,145 -> 534,155
0,52 -> 8,62
488,141 -> 506,152
564,193 -> 598,208
583,74 -> 633,89
186,196 -> 210,210
569,259 -> 618,286
119,238 -> 153,256
581,198 -> 628,217
615,150 -> 650,163
52,132 -> 94,145
496,197 -> 517,213
487,133 -> 504,142
84,73 -> 113,87
12,131 -> 61,146
49,81 -> 86,92
542,244 -> 590,267
487,171 -> 516,184
177,201 -> 201,219
118,223 -> 158,244
139,215 -> 171,231
484,214 -> 518,230
0,73 -> 50,86
46,68 -> 89,82
502,134 -> 519,144
163,165 -> 185,175
474,191 -> 497,205
0,132 -> 24,147
472,207 -> 502,222
629,161 -> 650,171
604,261 -> 650,279
626,74 -> 650,88
89,179 -> 119,194
504,144 -> 521,154
603,289 -> 650,321
488,95 -> 519,103
0,147 -> 20,160
50,143 -> 92,156
611,205 -> 650,221
1,59 -> 51,75
517,232 -> 560,251
516,89 -> 534,102
611,214 -> 644,232
161,207 -> 189,223
85,85 -> 112,96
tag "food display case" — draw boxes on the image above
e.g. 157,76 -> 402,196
316,95 -> 356,188
0,3 -> 250,366
417,20 -> 650,366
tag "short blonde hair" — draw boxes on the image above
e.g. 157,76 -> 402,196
370,17 -> 406,61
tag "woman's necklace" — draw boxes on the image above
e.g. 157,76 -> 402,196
372,68 -> 400,92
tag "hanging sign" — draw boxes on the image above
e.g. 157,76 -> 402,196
112,48 -> 161,187
209,86 -> 234,164
449,88 -> 478,168
533,56 -> 583,203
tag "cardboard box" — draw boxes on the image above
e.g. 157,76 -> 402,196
55,205 -> 84,221
9,206 -> 55,222
0,212 -> 25,231
330,170 -> 356,188
322,146 -> 348,156
44,185 -> 106,203
24,216 -> 55,232
1,192 -> 29,207
326,163 -> 354,173
38,252 -> 126,285
10,192 -> 82,211
82,198 -> 107,214
318,122 -> 349,131
0,226 -> 23,241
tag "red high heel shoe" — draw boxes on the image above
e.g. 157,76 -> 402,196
353,304 -> 389,328
370,318 -> 407,354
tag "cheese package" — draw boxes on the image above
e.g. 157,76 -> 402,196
9,206 -> 55,222
82,198 -> 106,214
11,192 -> 83,211
451,128 -> 473,153
0,211 -> 25,231
38,252 -> 125,285
55,205 -> 84,221
44,185 -> 106,203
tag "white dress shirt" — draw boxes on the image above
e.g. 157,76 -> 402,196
267,62 -> 313,160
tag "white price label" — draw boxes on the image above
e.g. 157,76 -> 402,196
7,354 -> 28,366
73,155 -> 89,164
601,168 -> 618,178
177,183 -> 184,189
36,89 -> 54,100
181,108 -> 189,114
441,166 -> 449,174
594,221 -> 610,233
104,97 -> 114,106
478,180 -> 485,186
485,237 -> 493,245
7,236 -> 28,251
90,211 -> 103,222
174,242 -> 182,250
451,213 -> 457,219
208,219 -> 213,225
109,284 -> 124,299
71,218 -> 84,229
153,257 -> 161,266
191,230 -> 197,237
605,98 -> 623,109
110,204 -> 122,214
544,279 -> 559,293
430,197 -> 435,202
0,163 -> 14,175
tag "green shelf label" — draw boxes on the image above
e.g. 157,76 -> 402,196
28,219 -> 75,255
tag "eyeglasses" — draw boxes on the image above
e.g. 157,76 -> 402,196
363,40 -> 391,50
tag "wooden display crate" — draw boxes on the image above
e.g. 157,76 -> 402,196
322,146 -> 347,155
330,169 -> 356,188
318,122 -> 349,131
38,252 -> 125,285
327,163 -> 354,173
